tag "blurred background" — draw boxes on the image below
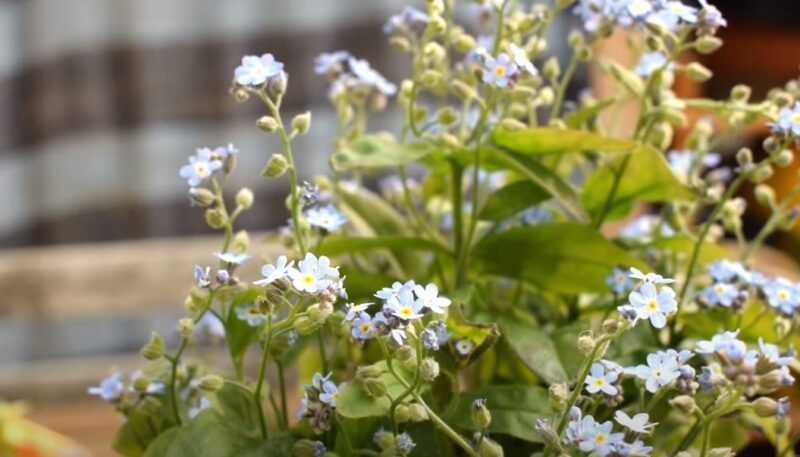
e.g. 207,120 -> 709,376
0,0 -> 797,455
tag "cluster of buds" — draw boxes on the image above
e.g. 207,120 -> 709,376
296,373 -> 344,435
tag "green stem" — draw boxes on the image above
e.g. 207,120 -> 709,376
277,361 -> 288,430
413,393 -> 480,457
672,417 -> 703,456
335,416 -> 355,456
317,331 -> 329,374
779,429 -> 800,457
699,420 -> 712,457
254,315 -> 274,439
550,54 -> 579,122
452,164 -> 465,288
741,185 -> 800,262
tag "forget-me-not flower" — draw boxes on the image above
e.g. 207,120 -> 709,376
214,252 -> 251,266
700,282 -> 738,308
254,255 -> 294,287
614,411 -> 656,434
180,148 -> 223,186
606,267 -> 634,294
585,363 -> 619,395
194,265 -> 211,288
319,380 -> 344,407
629,282 -> 677,328
630,352 -> 681,393
414,283 -> 451,314
235,303 -> 268,327
351,312 -> 375,340
88,372 -> 125,402
635,52 -> 669,77
234,54 -> 284,86
482,53 -> 518,87
305,205 -> 348,233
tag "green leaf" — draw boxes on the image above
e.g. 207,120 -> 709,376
332,135 -> 433,171
491,127 -> 650,156
582,147 -> 695,220
498,318 -> 568,384
484,148 -> 588,222
565,98 -> 616,129
214,380 -> 261,437
112,397 -> 166,457
650,236 -> 730,266
447,305 -> 501,368
443,385 -> 550,442
143,428 -> 180,457
317,236 -> 450,257
478,181 -> 550,222
225,289 -> 263,371
471,223 -> 646,294
336,361 -> 414,419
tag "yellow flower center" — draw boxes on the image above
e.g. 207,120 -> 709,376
321,217 -> 331,226
493,66 -> 506,77
302,275 -> 315,285
194,163 -> 208,175
714,285 -> 725,294
595,433 -> 607,444
253,66 -> 265,76
778,290 -> 789,301
400,307 -> 413,317
792,114 -> 800,124
594,379 -> 605,386
646,299 -> 658,312
246,308 -> 259,316
616,274 -> 626,283
360,322 -> 371,333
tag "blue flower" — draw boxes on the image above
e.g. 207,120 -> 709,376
696,330 -> 748,361
88,372 -> 125,402
189,396 -> 211,419
700,282 -> 738,307
348,57 -> 397,95
509,43 -> 538,76
626,0 -> 653,20
194,265 -> 211,288
777,396 -> 790,419
196,313 -> 225,339
414,283 -> 451,314
254,255 -> 294,287
629,267 -> 675,285
635,52 -> 669,77
387,288 -> 424,320
628,282 -> 677,328
305,205 -> 348,233
585,363 -> 619,395
422,320 -> 450,350
288,253 -> 340,294
698,0 -> 727,34
519,206 -> 552,225
396,432 -> 416,453
620,216 -> 674,240
653,1 -> 698,30
180,148 -> 223,186
314,51 -> 351,75
579,419 -> 624,456
344,302 -> 373,321
375,280 -> 417,301
319,380 -> 345,407
708,260 -> 749,283
234,54 -> 284,86
214,251 -> 251,266
383,6 -> 429,36
614,439 -> 653,456
630,352 -> 680,393
771,102 -> 800,137
351,312 -> 375,340
482,53 -> 518,87
235,303 -> 267,327
763,278 -> 798,315
606,267 -> 634,294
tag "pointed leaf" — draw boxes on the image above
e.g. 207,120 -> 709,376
491,127 -> 649,156
336,361 -> 414,419
332,135 -> 433,171
499,318 -> 568,384
479,181 -> 550,222
317,236 -> 450,257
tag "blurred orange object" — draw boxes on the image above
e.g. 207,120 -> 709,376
0,401 -> 91,457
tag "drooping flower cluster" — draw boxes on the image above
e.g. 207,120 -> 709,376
573,0 -> 724,36
698,260 -> 750,310
564,407 -> 654,457
296,372 -> 345,435
618,268 -> 677,329
314,51 -> 397,99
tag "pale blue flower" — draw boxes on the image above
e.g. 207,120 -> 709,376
579,419 -> 624,456
235,303 -> 267,327
758,338 -> 795,367
312,441 -> 327,457
777,396 -> 790,419
698,0 -> 727,34
635,52 -> 669,77
763,278 -> 798,315
626,0 -> 653,20
630,352 -> 681,393
319,380 -> 344,407
383,6 -> 429,36
509,43 -> 538,76
629,268 -> 675,285
772,102 -> 800,136
375,280 -> 417,301
614,411 -> 656,434
614,439 -> 653,456
519,206 -> 552,225
214,252 -> 251,266
305,205 -> 348,233
700,282 -> 738,307
606,267 -> 634,294
288,253 -> 339,294
629,282 -> 677,328
88,372 -> 125,402
422,320 -> 450,350
314,51 -> 351,75
234,54 -> 284,86
254,255 -> 294,287
348,57 -> 397,95
387,288 -> 424,320
351,312 -> 375,340
194,265 -> 211,288
696,331 -> 748,361
482,53 -> 518,87
653,1 -> 698,30
196,313 -> 225,339
414,283 -> 451,314
344,302 -> 373,321
130,370 -> 165,395
667,150 -> 721,178
396,432 -> 416,453
585,363 -> 619,395
180,148 -> 223,186
708,260 -> 748,283
621,216 -> 674,240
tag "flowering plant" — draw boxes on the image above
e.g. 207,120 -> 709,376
91,1 -> 800,456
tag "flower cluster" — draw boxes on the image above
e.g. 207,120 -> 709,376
574,0 -> 724,36
698,260 -> 750,310
296,372 -> 345,435
618,268 -> 677,329
315,51 -> 397,99
564,407 -> 654,457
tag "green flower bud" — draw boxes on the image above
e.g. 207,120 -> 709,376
420,69 -> 442,89
755,184 -> 776,207
500,118 -> 527,131
429,14 -> 447,34
452,80 -> 477,100
577,333 -> 595,355
204,208 -> 227,229
257,115 -> 279,133
437,107 -> 458,126
602,319 -> 620,334
543,57 -> 560,80
567,31 -> 583,49
469,398 -> 491,429
291,111 -> 312,135
178,317 -> 195,338
773,91 -> 793,108
685,62 -> 713,82
407,403 -> 428,422
695,35 -> 723,54
394,404 -> 411,423
548,383 -> 568,412
555,0 -> 577,10
267,72 -> 288,99
763,136 -> 780,154
189,187 -> 216,207
292,439 -> 321,457
753,397 -> 779,417
389,36 -> 412,53
263,153 -> 289,177
575,46 -> 592,61
750,164 -> 774,183
774,149 -> 794,167
356,364 -> 384,379
232,87 -> 249,102
375,431 -> 395,450
199,374 -> 225,393
759,370 -> 785,392
232,230 -> 250,253
364,378 -> 387,398
140,332 -> 165,361
293,316 -> 319,335
477,437 -> 504,457
670,395 -> 696,414
454,34 -> 477,53
235,188 -> 254,210
420,357 -> 440,382
395,345 -> 416,364
731,84 -> 751,102
538,87 -> 555,106
736,148 -> 753,167
132,374 -> 152,393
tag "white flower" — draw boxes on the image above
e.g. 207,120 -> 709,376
509,43 -> 537,76
375,280 -> 417,300
585,363 -> 619,396
630,353 -> 681,393
629,267 -> 675,284
305,205 -> 348,233
614,411 -> 656,434
344,302 -> 373,321
213,252 -> 251,266
254,255 -> 294,286
387,289 -> 424,321
413,283 -> 451,314
288,253 -> 338,293
629,282 -> 677,329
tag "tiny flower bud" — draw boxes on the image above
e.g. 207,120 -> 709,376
394,404 -> 411,423
759,370 -> 785,392
293,316 -> 319,335
407,403 -> 428,422
263,153 -> 289,177
577,333 -> 595,355
429,14 -> 447,34
750,164 -> 774,183
235,188 -> 254,210
543,57 -> 561,80
204,208 -> 227,229
178,317 -> 195,338
140,332 -> 165,361
695,35 -> 723,54
735,148 -> 753,167
356,364 -> 383,379
567,30 -> 583,49
291,111 -> 312,135
389,36 -> 412,53
198,374 -> 225,393
670,395 -> 696,414
188,187 -> 216,207
437,107 -> 458,126
754,184 -> 776,207
731,84 -> 751,102
257,116 -> 279,133
472,398 -> 492,428
364,378 -> 387,398
685,62 -> 713,82
500,118 -> 527,131
267,72 -> 288,98
375,431 -> 396,450
602,319 -> 620,334
454,34 -> 477,53
420,357 -> 440,382
292,440 -> 321,457
395,346 -> 416,364
232,87 -> 249,102
132,375 -> 152,393
538,87 -> 555,105
549,383 -> 568,411
420,69 -> 442,88
477,437 -> 505,457
753,397 -> 779,417
763,136 -> 780,154
774,149 -> 794,167
233,230 -> 250,252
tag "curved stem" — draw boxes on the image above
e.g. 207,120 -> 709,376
550,54 -> 579,122
699,420 -> 712,457
254,315 -> 274,439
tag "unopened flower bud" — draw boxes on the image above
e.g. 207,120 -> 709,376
454,34 -> 477,53
394,404 -> 411,423
755,185 -> 776,207
535,419 -> 560,447
429,14 -> 447,34
500,118 -> 527,131
472,398 -> 492,428
753,397 -> 779,417
263,153 -> 289,177
235,188 -> 254,210
292,439 -> 321,457
292,112 -> 311,135
731,84 -> 751,102
178,317 -> 195,337
407,403 -> 428,422
189,187 -> 216,207
356,364 -> 383,379
567,30 -> 583,49
132,374 -> 152,393
140,332 -> 165,361
736,148 -> 753,167
389,36 -> 412,53
670,395 -> 696,414
204,208 -> 227,229
549,383 -> 568,411
750,164 -> 774,183
395,346 -> 416,364
437,107 -> 458,126
478,437 -> 504,457
293,316 -> 319,335
420,357 -> 440,382
774,149 -> 794,167
577,333 -> 595,355
686,62 -> 713,82
233,230 -> 250,252
255,295 -> 275,314
543,57 -> 560,80
773,91 -> 793,108
267,72 -> 288,98
602,319 -> 620,334
199,374 -> 225,393
364,378 -> 387,398
375,430 -> 395,450
695,35 -> 723,54
420,69 -> 442,88
759,370 -> 785,392
763,136 -> 780,154
257,116 -> 279,133
538,87 -> 555,105
232,87 -> 249,102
